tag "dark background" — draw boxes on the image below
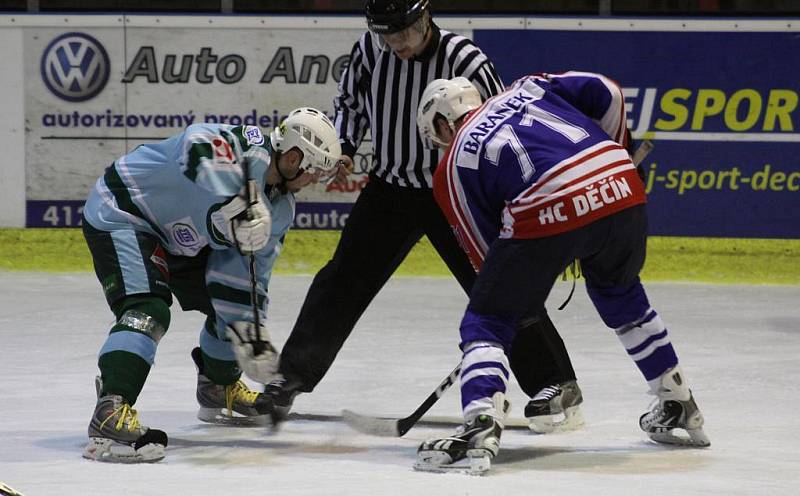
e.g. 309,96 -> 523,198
1,0 -> 798,15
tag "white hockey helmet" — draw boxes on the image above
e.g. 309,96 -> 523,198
269,107 -> 342,180
418,77 -> 481,147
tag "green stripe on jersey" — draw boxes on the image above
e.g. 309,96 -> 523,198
103,165 -> 167,242
206,202 -> 234,247
227,126 -> 251,152
207,282 -> 266,308
184,142 -> 214,182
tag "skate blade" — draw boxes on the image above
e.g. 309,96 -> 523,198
529,405 -> 585,434
83,437 -> 165,463
648,427 -> 710,448
197,407 -> 269,427
0,481 -> 27,496
413,451 -> 492,475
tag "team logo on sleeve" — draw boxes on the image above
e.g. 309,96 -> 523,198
243,126 -> 265,146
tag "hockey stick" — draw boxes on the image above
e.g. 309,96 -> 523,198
341,141 -> 656,438
242,156 -> 267,355
632,139 -> 654,166
342,362 -> 461,437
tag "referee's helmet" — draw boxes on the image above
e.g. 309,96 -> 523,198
365,0 -> 430,34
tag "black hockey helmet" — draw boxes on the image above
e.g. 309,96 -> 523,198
365,0 -> 430,34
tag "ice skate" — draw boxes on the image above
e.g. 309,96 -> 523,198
192,347 -> 272,426
524,380 -> 585,434
83,387 -> 167,463
639,365 -> 710,447
415,392 -> 509,475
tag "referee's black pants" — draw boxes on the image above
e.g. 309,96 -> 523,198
279,176 -> 577,397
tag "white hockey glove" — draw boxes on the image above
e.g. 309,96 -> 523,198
227,322 -> 280,384
214,196 -> 271,255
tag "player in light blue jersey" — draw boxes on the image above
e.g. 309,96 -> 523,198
81,108 -> 341,463
412,74 -> 708,474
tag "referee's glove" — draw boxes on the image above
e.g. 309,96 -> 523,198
331,155 -> 355,185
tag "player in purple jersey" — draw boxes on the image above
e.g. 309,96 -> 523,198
266,0 -> 586,438
411,73 -> 708,474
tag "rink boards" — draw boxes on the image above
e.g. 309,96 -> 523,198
0,15 -> 797,237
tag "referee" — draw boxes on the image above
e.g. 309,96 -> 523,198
269,0 -> 582,427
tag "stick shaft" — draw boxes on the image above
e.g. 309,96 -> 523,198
632,139 -> 654,166
396,362 -> 461,435
242,157 -> 265,354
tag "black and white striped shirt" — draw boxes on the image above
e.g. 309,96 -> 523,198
334,24 -> 504,189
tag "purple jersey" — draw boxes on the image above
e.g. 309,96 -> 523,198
433,72 -> 645,270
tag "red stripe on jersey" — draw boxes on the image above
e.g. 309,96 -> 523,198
606,75 -> 627,144
433,146 -> 485,271
446,149 -> 488,268
504,167 -> 646,239
614,87 -> 626,144
512,158 -> 633,212
515,143 -> 623,202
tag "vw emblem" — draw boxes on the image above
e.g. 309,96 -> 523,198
40,32 -> 110,102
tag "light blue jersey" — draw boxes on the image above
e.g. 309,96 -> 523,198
84,123 -> 293,332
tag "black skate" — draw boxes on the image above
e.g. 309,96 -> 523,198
83,378 -> 167,463
263,374 -> 302,430
524,380 -> 585,434
192,348 -> 272,426
639,366 -> 710,447
415,392 -> 509,475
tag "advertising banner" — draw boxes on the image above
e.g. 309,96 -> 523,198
22,17 -> 799,237
25,19 -> 375,230
475,27 -> 800,238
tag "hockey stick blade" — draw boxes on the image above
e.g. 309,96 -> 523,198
341,409 -> 403,437
342,362 -> 461,437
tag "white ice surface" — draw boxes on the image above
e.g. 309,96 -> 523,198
1,273 -> 799,495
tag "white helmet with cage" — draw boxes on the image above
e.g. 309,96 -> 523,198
269,107 -> 342,180
417,77 -> 482,147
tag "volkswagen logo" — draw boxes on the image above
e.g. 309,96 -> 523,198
40,32 -> 110,102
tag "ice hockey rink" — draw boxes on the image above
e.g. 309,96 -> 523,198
1,272 -> 798,495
